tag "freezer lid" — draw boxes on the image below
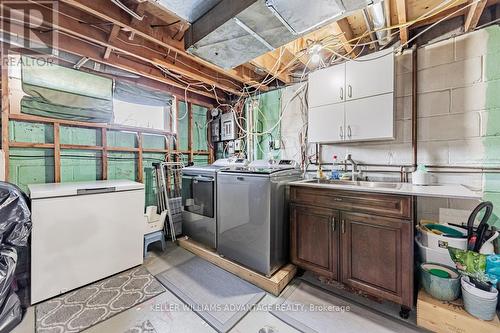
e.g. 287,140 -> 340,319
29,180 -> 144,199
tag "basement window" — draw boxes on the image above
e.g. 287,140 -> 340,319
113,99 -> 169,130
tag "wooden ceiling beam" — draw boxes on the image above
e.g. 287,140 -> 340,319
250,50 -> 291,84
60,0 -> 263,86
24,3 -> 244,95
395,0 -> 409,46
1,20 -> 221,101
103,24 -> 121,60
465,0 -> 488,32
331,18 -> 355,55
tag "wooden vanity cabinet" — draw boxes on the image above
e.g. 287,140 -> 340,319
289,186 -> 414,308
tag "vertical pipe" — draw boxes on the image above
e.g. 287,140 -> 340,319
412,46 -> 418,170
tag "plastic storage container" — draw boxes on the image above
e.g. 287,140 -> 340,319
416,236 -> 455,267
420,263 -> 461,301
461,276 -> 498,321
417,224 -> 467,251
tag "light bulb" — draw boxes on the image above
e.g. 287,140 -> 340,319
311,53 -> 321,63
309,44 -> 322,54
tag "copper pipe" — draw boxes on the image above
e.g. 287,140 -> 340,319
412,46 -> 418,170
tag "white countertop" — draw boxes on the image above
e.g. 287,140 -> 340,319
289,180 -> 482,200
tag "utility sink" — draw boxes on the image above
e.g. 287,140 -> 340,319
304,179 -> 403,190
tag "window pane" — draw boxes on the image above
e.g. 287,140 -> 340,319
113,99 -> 166,130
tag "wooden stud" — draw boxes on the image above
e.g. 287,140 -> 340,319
54,123 -> 61,182
1,46 -> 10,181
101,128 -> 108,180
9,113 -> 175,137
395,0 -> 409,46
9,142 -> 55,149
465,0 -> 487,32
137,133 -> 143,183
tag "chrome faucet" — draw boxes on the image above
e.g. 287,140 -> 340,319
345,154 -> 359,181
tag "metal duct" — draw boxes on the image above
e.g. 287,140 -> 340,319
182,0 -> 381,69
367,1 -> 390,46
150,0 -> 222,23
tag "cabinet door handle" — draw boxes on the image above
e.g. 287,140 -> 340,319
347,125 -> 352,139
340,87 -> 344,100
348,85 -> 352,98
341,220 -> 346,234
331,216 -> 336,231
339,126 -> 344,140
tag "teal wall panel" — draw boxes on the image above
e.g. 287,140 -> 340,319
143,153 -> 166,208
107,130 -> 137,148
61,150 -> 102,182
177,101 -> 189,150
9,121 -> 53,143
9,148 -> 55,193
192,105 -> 208,151
484,26 -> 500,227
142,134 -> 166,149
107,152 -> 137,181
60,126 -> 101,146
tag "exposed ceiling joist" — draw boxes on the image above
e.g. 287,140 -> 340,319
464,0 -> 488,32
331,18 -> 355,55
1,21 -> 220,102
60,0 -> 263,86
26,3 -> 244,95
395,0 -> 409,45
251,50 -> 292,84
103,24 -> 121,60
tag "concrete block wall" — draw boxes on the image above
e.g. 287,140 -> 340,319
281,26 -> 500,225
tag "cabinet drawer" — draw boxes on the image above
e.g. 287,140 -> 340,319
290,186 -> 413,219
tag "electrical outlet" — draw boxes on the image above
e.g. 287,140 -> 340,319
234,139 -> 241,151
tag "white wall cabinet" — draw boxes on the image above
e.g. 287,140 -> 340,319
345,93 -> 394,141
308,103 -> 345,143
308,63 -> 346,108
345,52 -> 394,100
308,49 -> 395,143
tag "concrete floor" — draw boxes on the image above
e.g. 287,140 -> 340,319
13,243 -> 421,333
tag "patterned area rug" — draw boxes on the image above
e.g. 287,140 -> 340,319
124,320 -> 158,333
35,266 -> 165,333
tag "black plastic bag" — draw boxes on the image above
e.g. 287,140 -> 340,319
0,182 -> 31,247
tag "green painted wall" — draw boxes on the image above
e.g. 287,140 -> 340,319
8,121 -> 167,208
250,89 -> 282,160
192,105 -> 208,151
484,26 -> 500,227
177,101 -> 189,150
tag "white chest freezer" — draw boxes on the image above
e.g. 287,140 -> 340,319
29,180 -> 145,304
